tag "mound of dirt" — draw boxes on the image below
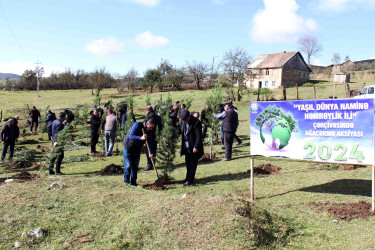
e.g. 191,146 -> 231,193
247,164 -> 281,176
36,145 -> 49,152
339,165 -> 356,171
14,146 -> 27,152
310,201 -> 375,221
96,164 -> 123,175
5,161 -> 33,170
142,174 -> 170,190
10,171 -> 38,182
199,153 -> 217,162
19,139 -> 39,145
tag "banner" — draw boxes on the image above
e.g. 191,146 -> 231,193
250,99 -> 374,165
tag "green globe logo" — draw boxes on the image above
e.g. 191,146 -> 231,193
255,104 -> 299,150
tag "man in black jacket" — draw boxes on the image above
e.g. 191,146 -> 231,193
214,101 -> 238,161
45,110 -> 56,140
29,106 -> 41,133
179,109 -> 204,186
1,118 -> 19,162
89,109 -> 102,154
143,106 -> 162,171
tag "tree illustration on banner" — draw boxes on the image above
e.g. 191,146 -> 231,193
255,104 -> 299,149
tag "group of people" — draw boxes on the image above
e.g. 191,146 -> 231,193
122,99 -> 240,186
1,99 -> 241,187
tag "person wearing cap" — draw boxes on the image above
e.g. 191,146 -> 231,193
28,106 -> 41,133
45,110 -> 56,140
179,109 -> 204,186
213,100 -> 239,161
1,118 -> 19,162
122,118 -> 156,186
89,109 -> 102,154
143,106 -> 162,171
49,112 -> 66,175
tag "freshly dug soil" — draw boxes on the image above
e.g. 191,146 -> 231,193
247,163 -> 281,176
19,139 -> 39,145
339,165 -> 356,171
96,164 -> 123,175
142,174 -> 170,190
199,153 -> 217,162
310,201 -> 375,221
5,161 -> 33,170
14,146 -> 27,152
37,144 -> 49,152
10,171 -> 38,181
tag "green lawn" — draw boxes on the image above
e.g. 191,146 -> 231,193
1,81 -> 375,249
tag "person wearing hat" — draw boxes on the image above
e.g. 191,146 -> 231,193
179,109 -> 204,186
213,100 -> 239,161
28,106 -> 41,133
1,118 -> 19,162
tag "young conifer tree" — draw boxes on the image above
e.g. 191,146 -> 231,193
206,80 -> 224,159
156,96 -> 178,177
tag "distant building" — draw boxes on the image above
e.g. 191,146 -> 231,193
334,73 -> 350,83
244,51 -> 311,89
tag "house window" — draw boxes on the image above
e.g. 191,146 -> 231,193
272,81 -> 275,86
247,69 -> 252,75
266,69 -> 270,75
265,81 -> 269,87
273,70 -> 277,76
304,72 -> 306,79
299,71 -> 302,78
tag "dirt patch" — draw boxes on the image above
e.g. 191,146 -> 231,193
339,165 -> 356,171
247,164 -> 281,176
10,171 -> 38,182
199,153 -> 217,162
73,233 -> 95,243
19,139 -> 39,145
37,144 -> 49,152
142,174 -> 170,190
14,146 -> 27,152
96,164 -> 123,175
5,161 -> 33,170
309,201 -> 375,221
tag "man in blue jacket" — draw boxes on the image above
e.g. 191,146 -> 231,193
122,118 -> 156,186
1,118 -> 19,162
49,112 -> 66,175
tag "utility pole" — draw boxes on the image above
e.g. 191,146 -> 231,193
35,60 -> 44,97
210,56 -> 218,87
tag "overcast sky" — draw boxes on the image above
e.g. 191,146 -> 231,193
0,0 -> 374,76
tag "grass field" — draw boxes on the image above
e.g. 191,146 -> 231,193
1,80 -> 375,249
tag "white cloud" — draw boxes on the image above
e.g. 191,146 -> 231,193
0,60 -> 65,76
135,31 -> 169,50
251,0 -> 318,43
312,0 -> 375,12
311,58 -> 323,66
121,0 -> 160,7
85,37 -> 124,58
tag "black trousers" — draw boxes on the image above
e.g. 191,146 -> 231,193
202,125 -> 207,139
185,153 -> 198,183
224,132 -> 235,160
234,133 -> 242,144
49,149 -> 64,173
30,119 -> 38,132
90,130 -> 99,153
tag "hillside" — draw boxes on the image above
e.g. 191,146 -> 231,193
0,73 -> 21,79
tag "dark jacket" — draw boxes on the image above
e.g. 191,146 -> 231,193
201,108 -> 210,125
180,116 -> 204,159
169,109 -> 178,128
144,111 -> 163,132
222,108 -> 238,133
90,115 -> 102,132
29,109 -> 41,120
45,112 -> 56,132
51,119 -> 65,141
122,122 -> 155,154
1,121 -> 19,143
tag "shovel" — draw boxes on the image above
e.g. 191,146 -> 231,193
142,128 -> 159,179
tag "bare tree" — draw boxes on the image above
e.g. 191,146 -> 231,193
185,61 -> 209,90
331,53 -> 341,65
220,47 -> 253,101
297,35 -> 322,65
118,67 -> 138,93
344,55 -> 350,62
